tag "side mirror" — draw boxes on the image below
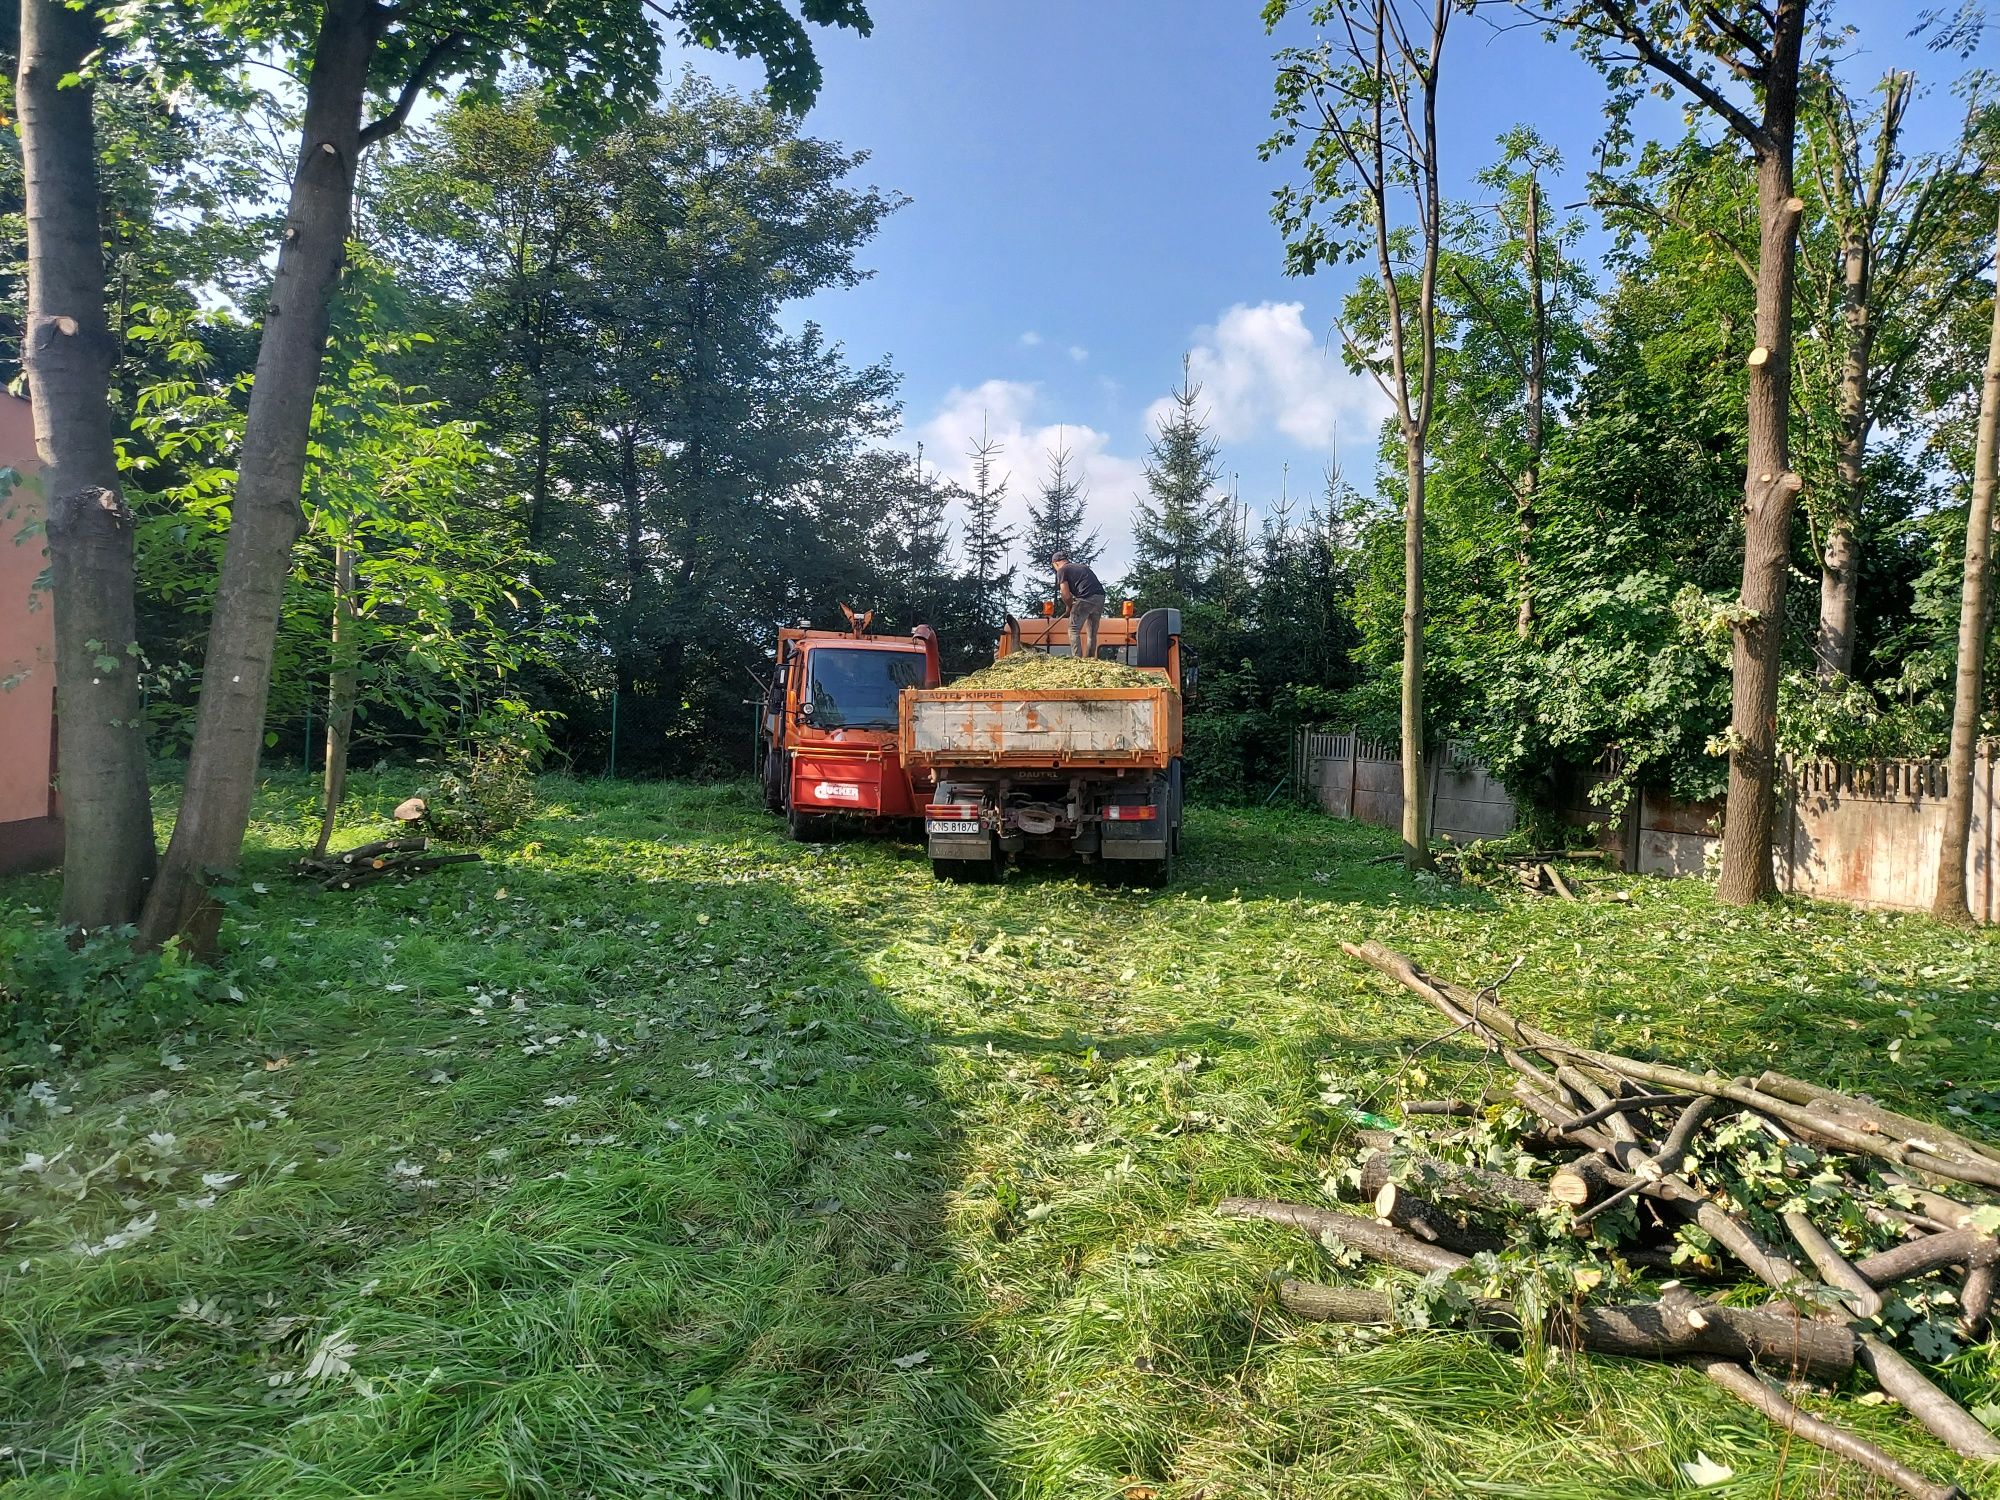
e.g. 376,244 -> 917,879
799,699 -> 816,724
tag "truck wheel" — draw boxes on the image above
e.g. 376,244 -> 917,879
1129,839 -> 1175,888
762,749 -> 786,812
788,805 -> 830,843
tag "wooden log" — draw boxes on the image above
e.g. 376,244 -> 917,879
319,851 -> 481,892
1696,1359 -> 1964,1500
1274,1280 -> 1856,1380
1858,1332 -> 2000,1461
338,836 -> 426,865
1359,1151 -> 1550,1214
1961,1262 -> 1994,1340
1216,1198 -> 1470,1277
1855,1229 -> 2000,1288
1550,1154 -> 1618,1208
1782,1210 -> 1884,1318
1400,1099 -> 1477,1117
1373,1184 -> 1505,1255
1539,862 -> 1579,900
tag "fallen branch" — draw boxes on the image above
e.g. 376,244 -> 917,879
1854,1230 -> 1999,1289
1859,1333 -> 2000,1461
1217,1198 -> 1468,1277
1696,1359 -> 1964,1500
1782,1210 -> 1884,1318
1273,1279 -> 1855,1380
319,852 -> 482,892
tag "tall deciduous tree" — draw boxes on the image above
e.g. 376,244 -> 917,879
122,0 -> 870,953
16,0 -> 158,928
1801,73 -> 1993,682
1540,0 -> 1810,905
1934,201 -> 2000,926
1267,0 -> 1451,871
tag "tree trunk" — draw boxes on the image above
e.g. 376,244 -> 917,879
313,541 -> 359,858
1518,171 -> 1544,641
1934,203 -> 2000,925
1400,431 -> 1431,869
1815,213 -> 1873,683
1714,5 -> 1807,908
527,390 -> 554,603
615,423 -> 645,704
138,0 -> 378,954
17,0 -> 158,928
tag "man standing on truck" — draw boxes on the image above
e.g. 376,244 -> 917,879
1052,550 -> 1107,659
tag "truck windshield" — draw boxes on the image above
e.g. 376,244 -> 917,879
807,648 -> 927,729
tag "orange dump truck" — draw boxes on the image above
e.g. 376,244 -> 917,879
760,608 -> 940,841
899,607 -> 1186,884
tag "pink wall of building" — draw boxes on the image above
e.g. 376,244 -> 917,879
0,391 -> 61,874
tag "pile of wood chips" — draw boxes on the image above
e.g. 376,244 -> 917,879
949,652 -> 1159,692
1220,940 -> 2000,1500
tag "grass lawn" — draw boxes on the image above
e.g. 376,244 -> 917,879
3,774 -> 1999,1498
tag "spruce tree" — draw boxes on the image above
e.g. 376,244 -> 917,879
1017,435 -> 1100,612
958,419 -> 1016,659
1128,357 -> 1225,609
877,447 -> 955,632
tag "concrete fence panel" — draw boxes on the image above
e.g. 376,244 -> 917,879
1295,729 -> 1995,923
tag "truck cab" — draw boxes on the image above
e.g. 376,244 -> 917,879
761,610 -> 940,841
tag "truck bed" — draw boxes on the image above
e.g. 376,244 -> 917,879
901,685 -> 1181,770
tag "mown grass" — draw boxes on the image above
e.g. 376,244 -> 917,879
2,773 -> 1998,1498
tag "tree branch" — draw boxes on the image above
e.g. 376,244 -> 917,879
1589,0 -> 1768,149
359,30 -> 464,148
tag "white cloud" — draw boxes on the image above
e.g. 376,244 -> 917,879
905,300 -> 1391,584
908,380 -> 1149,576
1147,301 -> 1389,453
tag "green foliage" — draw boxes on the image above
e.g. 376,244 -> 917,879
0,921 -> 217,1072
420,743 -> 541,844
1777,666 -> 1953,763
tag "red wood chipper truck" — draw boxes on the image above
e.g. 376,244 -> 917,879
899,606 -> 1187,884
760,606 -> 940,841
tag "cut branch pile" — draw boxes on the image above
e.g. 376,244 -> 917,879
294,836 -> 481,892
1434,843 -> 1618,900
1217,939 -> 2000,1500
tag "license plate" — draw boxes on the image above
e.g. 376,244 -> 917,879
927,819 -> 981,835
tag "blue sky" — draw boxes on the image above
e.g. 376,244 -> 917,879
668,1 -> 1971,574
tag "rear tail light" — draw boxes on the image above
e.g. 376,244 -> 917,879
1104,804 -> 1158,821
925,803 -> 980,818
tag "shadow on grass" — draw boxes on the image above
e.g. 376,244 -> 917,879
0,832 -> 997,1498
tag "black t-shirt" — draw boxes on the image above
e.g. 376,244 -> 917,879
1056,561 -> 1104,600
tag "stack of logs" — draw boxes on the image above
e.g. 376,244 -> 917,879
294,837 -> 480,892
1219,940 -> 2000,1500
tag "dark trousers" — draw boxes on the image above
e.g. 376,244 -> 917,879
1068,594 -> 1105,658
